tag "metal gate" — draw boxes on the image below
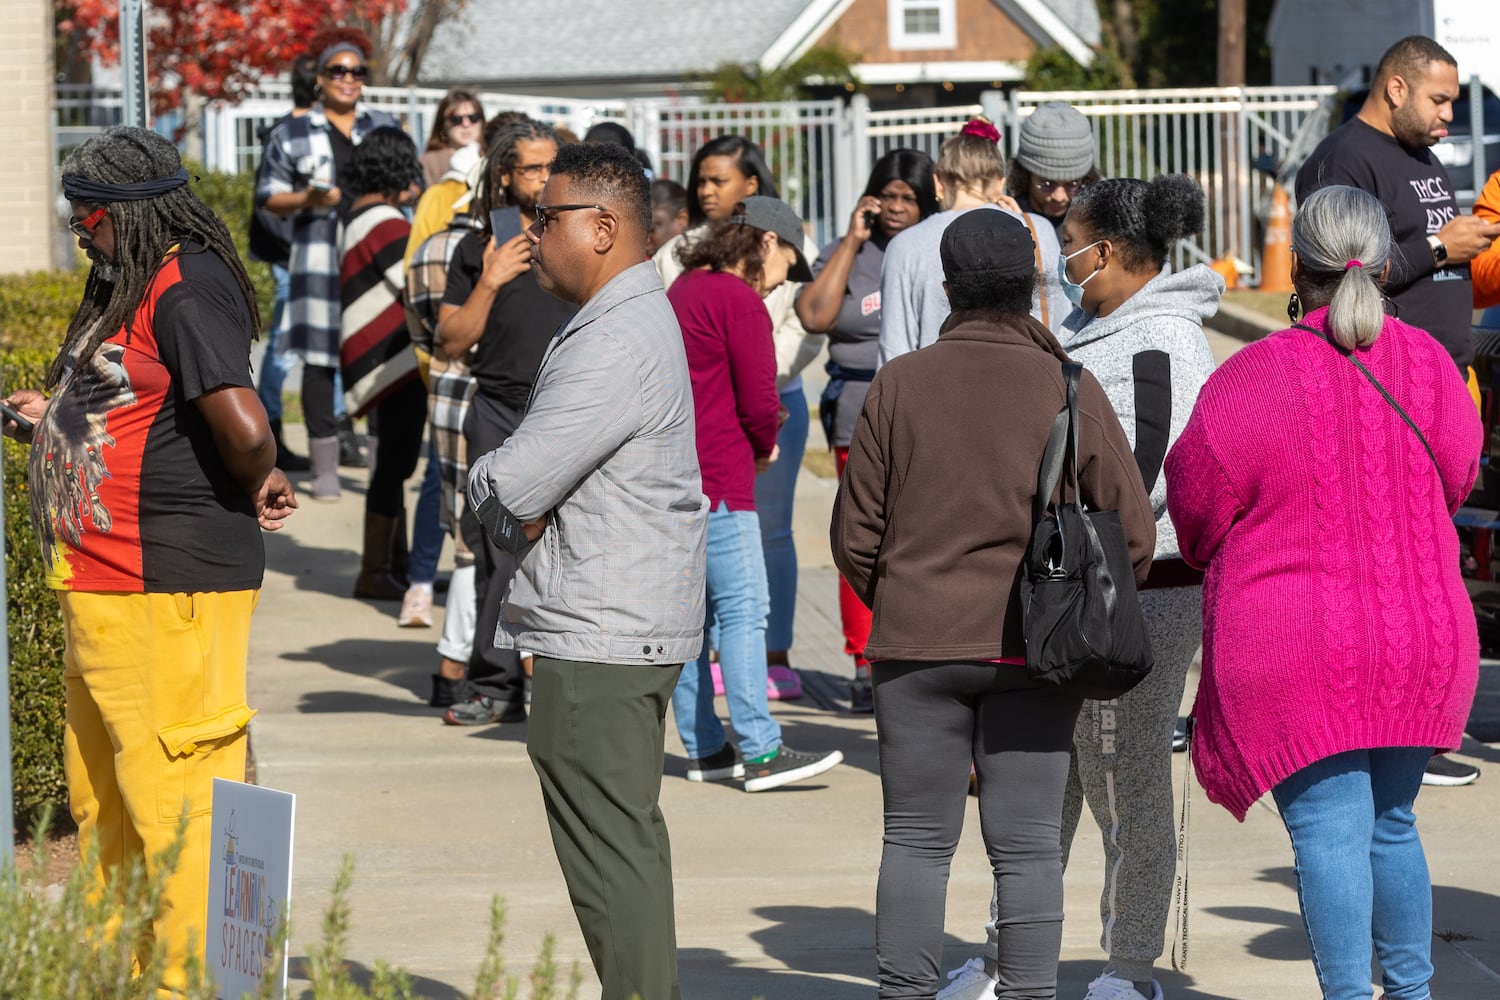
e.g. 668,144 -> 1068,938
56,81 -> 1340,278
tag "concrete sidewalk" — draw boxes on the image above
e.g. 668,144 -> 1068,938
247,429 -> 1500,1000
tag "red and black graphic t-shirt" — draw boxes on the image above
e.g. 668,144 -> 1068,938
30,244 -> 264,592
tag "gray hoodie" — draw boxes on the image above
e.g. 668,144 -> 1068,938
1060,263 -> 1224,561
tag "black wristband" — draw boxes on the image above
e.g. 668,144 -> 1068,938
472,494 -> 530,555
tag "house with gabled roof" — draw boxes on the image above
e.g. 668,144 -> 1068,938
419,0 -> 1100,107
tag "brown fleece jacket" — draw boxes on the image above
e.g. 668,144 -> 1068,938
831,311 -> 1155,663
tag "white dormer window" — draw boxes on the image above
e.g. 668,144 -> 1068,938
889,0 -> 956,50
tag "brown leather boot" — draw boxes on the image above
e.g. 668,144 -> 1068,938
353,512 -> 406,600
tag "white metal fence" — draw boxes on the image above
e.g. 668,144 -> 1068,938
55,81 -> 1341,278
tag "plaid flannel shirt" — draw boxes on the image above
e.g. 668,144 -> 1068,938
405,214 -> 480,538
255,105 -> 402,368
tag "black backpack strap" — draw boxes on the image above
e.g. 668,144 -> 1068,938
1293,323 -> 1437,469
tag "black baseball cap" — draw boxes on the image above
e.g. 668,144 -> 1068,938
731,196 -> 814,282
939,208 -> 1036,283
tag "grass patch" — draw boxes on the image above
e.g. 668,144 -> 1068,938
1223,289 -> 1291,326
801,446 -> 837,480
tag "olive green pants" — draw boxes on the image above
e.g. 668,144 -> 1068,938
527,655 -> 684,1000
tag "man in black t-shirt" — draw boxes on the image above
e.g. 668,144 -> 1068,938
1298,35 -> 1500,372
436,118 -> 577,726
1298,35 -> 1497,789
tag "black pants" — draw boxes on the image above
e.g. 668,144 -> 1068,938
302,364 -> 338,438
461,392 -> 524,706
366,379 -> 427,517
872,660 -> 1082,1000
527,656 -> 684,1000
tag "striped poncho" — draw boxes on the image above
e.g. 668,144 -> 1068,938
339,203 -> 418,418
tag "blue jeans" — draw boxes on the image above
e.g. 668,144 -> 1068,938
1271,747 -> 1435,1000
257,263 -> 295,421
672,503 -> 780,761
755,383 -> 807,653
408,439 -> 445,585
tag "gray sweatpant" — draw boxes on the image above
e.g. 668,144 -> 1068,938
982,586 -> 1202,984
875,660 -> 1083,1000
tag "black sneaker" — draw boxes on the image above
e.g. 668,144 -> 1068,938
442,694 -> 525,726
849,677 -> 874,714
1421,756 -> 1480,786
686,743 -> 744,782
743,745 -> 843,792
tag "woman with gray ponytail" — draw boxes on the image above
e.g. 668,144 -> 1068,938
1166,184 -> 1483,1000
1288,184 -> 1393,350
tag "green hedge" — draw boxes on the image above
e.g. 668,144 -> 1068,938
4,160 -> 264,830
3,268 -> 76,829
184,159 -> 275,328
4,362 -> 69,831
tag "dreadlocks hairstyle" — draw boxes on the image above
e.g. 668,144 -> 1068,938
476,117 -> 558,239
54,126 -> 260,388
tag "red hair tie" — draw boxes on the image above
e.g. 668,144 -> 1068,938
1345,259 -> 1363,271
960,118 -> 1001,143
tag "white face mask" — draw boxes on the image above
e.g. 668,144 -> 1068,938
1057,240 -> 1102,306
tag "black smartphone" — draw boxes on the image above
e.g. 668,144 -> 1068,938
1,402 -> 35,435
862,209 -> 879,230
490,205 -> 523,242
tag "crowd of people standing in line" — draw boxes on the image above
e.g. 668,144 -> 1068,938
2,26 -> 1494,1000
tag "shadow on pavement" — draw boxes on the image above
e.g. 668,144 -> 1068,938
263,527 -> 363,599
288,957 -> 464,1000
280,637 -> 434,690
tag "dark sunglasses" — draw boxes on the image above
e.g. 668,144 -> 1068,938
323,64 -> 368,81
1034,178 -> 1083,195
69,207 -> 108,241
529,203 -> 605,235
447,112 -> 482,127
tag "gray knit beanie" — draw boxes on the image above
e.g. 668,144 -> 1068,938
1016,103 -> 1095,180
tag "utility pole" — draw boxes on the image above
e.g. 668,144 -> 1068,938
1218,0 -> 1248,274
1217,0 -> 1246,89
120,0 -> 149,128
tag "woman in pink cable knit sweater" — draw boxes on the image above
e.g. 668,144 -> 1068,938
1165,186 -> 1482,1000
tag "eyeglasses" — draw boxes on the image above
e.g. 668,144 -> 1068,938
69,207 -> 108,241
447,112 -> 482,127
1033,178 -> 1083,196
530,203 -> 605,235
323,64 -> 368,81
512,161 -> 554,181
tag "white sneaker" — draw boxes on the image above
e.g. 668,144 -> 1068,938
1084,972 -> 1164,1000
935,957 -> 999,1000
398,584 -> 433,627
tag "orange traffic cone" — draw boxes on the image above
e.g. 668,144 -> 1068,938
1260,184 -> 1293,292
1210,254 -> 1240,290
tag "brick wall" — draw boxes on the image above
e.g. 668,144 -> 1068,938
0,0 -> 57,275
819,0 -> 1035,65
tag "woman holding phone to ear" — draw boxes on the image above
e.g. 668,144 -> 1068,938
795,147 -> 939,713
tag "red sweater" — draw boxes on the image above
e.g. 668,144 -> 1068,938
668,269 -> 779,510
1166,307 -> 1483,820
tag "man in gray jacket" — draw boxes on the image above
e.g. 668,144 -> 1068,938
466,142 -> 708,1000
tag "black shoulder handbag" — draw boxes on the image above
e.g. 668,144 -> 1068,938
1019,362 -> 1155,700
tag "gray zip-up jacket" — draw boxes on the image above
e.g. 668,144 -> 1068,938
466,262 -> 709,664
1060,262 -> 1223,562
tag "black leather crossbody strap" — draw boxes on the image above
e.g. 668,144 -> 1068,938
1293,323 -> 1438,470
1035,363 -> 1086,521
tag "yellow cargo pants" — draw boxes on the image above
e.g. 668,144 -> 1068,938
59,589 -> 258,994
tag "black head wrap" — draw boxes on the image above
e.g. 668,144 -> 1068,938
61,167 -> 190,204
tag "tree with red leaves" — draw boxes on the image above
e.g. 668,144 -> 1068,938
55,1 -> 466,114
